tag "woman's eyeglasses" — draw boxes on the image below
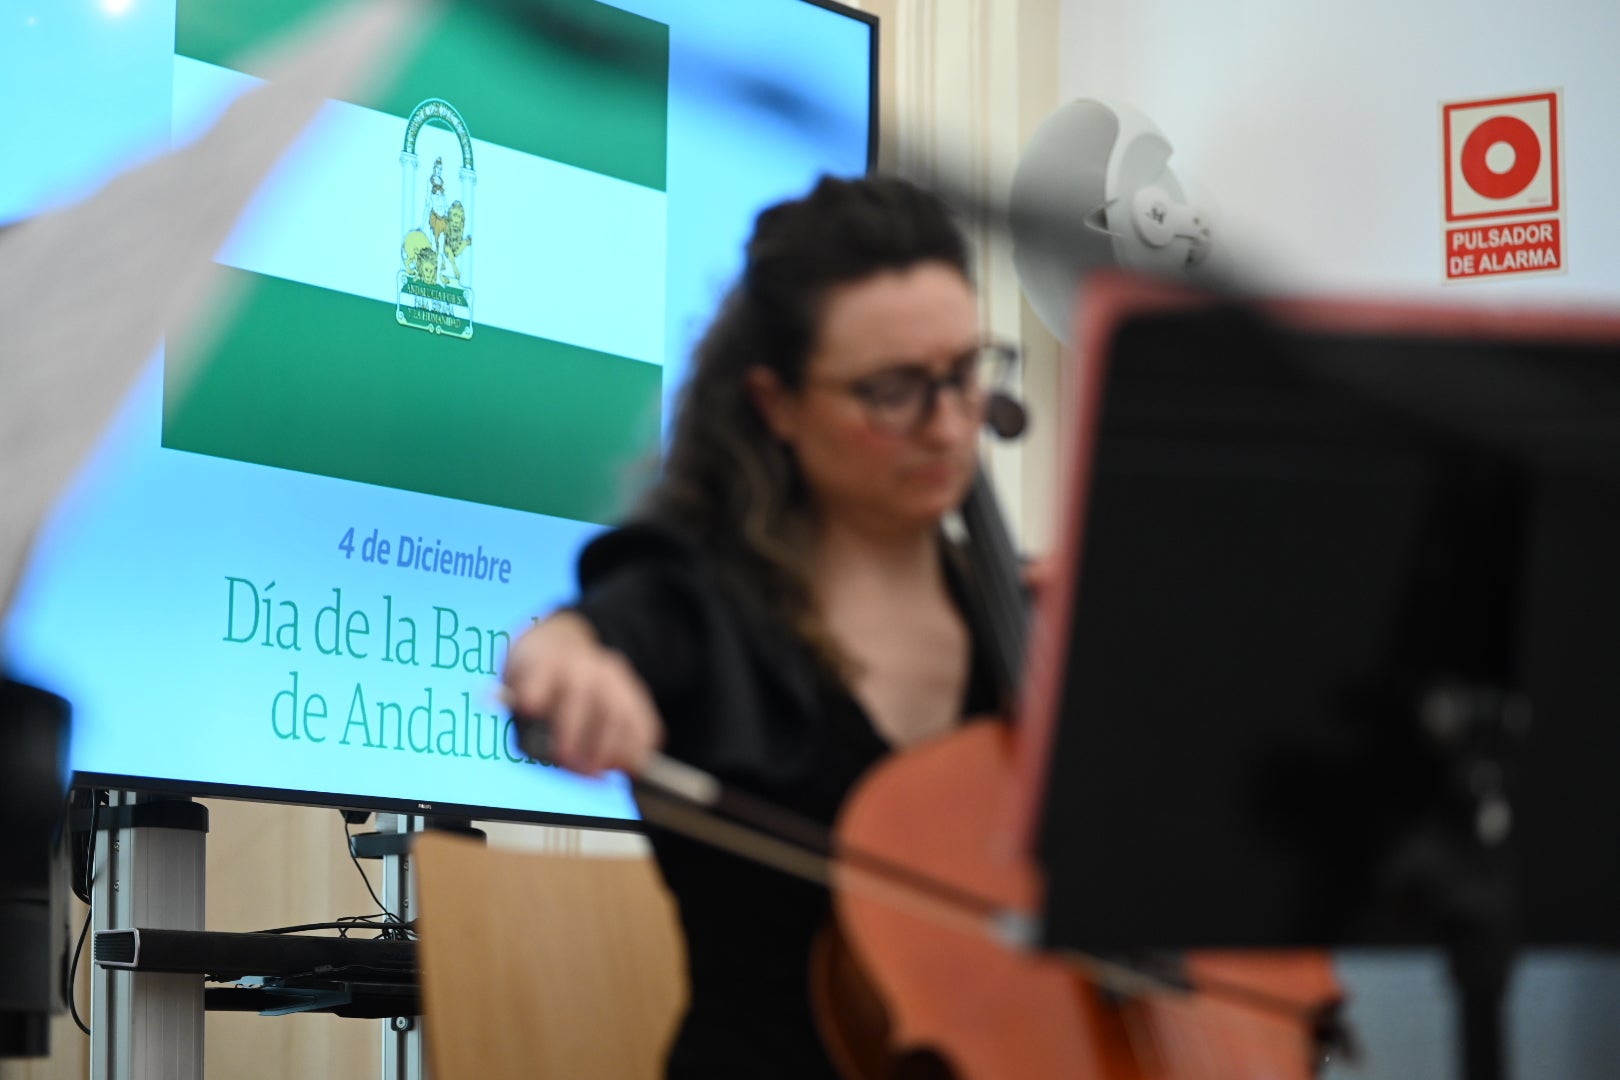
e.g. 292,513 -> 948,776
813,341 -> 1018,436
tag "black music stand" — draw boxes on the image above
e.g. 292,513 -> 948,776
1026,278 -> 1620,1080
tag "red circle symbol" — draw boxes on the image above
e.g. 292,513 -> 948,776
1460,115 -> 1541,200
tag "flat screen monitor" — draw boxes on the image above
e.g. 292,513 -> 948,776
0,0 -> 876,827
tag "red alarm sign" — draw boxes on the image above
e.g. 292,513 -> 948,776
1442,90 -> 1564,281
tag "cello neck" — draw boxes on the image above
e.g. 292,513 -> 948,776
957,463 -> 1029,702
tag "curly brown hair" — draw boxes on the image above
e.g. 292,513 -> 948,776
636,174 -> 973,664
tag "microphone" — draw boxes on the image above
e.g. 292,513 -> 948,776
986,391 -> 1028,441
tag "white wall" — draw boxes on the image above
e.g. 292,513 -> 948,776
1059,0 -> 1620,305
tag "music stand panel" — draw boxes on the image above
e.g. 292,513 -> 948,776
1023,278 -> 1620,957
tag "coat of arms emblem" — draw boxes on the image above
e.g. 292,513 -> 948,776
398,99 -> 475,338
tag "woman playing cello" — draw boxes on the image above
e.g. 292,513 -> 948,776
502,174 -> 1342,1079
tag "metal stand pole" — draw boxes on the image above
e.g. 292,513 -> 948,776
1413,683 -> 1526,1080
376,813 -> 425,1080
90,792 -> 208,1080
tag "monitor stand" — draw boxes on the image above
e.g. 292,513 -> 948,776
90,792 -> 207,1080
373,813 -> 431,1080
86,799 -> 437,1080
1396,682 -> 1525,1080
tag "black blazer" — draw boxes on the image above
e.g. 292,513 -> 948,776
571,520 -> 996,1079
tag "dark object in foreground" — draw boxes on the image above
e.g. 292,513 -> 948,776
1026,273 -> 1620,1080
0,678 -> 70,1058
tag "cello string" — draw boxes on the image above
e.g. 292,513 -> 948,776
1116,1001 -> 1165,1076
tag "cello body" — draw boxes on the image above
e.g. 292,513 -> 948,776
820,720 -> 1342,1079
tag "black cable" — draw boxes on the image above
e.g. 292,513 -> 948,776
66,792 -> 102,1036
339,913 -> 415,940
81,793 -> 99,915
341,813 -> 404,936
67,910 -> 92,1036
297,962 -> 418,980
258,918 -> 416,938
67,787 -> 98,905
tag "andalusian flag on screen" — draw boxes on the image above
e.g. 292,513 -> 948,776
163,0 -> 669,524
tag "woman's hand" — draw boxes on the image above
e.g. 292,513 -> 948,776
501,611 -> 664,776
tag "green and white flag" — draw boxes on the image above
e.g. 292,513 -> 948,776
164,0 -> 670,524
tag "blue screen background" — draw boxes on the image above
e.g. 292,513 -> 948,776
0,0 -> 873,824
